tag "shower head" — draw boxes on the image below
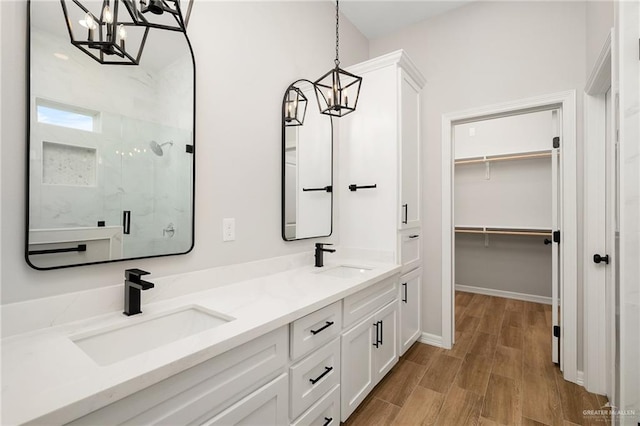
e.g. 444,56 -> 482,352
149,140 -> 174,156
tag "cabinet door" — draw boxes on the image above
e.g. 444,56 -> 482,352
202,374 -> 288,426
373,301 -> 399,380
399,268 -> 422,355
340,313 -> 375,422
399,69 -> 421,230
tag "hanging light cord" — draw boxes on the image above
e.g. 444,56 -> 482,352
334,0 -> 340,67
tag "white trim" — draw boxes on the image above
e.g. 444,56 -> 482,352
442,90 -> 579,384
577,370 -> 585,386
418,332 -> 444,348
583,30 -> 612,396
346,49 -> 427,88
455,284 -> 552,305
585,32 -> 613,95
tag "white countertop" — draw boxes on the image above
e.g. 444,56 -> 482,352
1,259 -> 400,425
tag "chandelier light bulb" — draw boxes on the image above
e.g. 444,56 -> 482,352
118,24 -> 127,39
82,12 -> 97,29
103,5 -> 113,24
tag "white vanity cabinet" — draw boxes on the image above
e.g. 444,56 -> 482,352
67,327 -> 289,426
288,302 -> 342,426
339,50 -> 425,358
399,267 -> 422,355
340,277 -> 399,421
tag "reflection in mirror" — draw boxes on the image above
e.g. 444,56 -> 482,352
282,80 -> 333,241
27,0 -> 195,269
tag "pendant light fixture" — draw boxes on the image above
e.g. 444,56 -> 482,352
313,0 -> 362,117
60,0 -> 188,66
283,83 -> 308,127
60,0 -> 150,65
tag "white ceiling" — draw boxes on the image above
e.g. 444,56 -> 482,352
339,1 -> 473,40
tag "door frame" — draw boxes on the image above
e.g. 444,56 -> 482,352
583,30 -> 613,396
441,90 -> 578,384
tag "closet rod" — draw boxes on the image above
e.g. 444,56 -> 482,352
455,151 -> 552,165
455,228 -> 552,237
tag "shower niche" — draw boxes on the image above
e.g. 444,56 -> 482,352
26,1 -> 195,269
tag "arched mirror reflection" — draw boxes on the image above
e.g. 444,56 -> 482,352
282,79 -> 333,241
26,0 -> 195,269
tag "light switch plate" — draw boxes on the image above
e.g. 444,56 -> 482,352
222,218 -> 235,241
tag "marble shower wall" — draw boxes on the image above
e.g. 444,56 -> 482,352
29,29 -> 193,259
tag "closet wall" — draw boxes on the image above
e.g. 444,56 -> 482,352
454,111 -> 554,300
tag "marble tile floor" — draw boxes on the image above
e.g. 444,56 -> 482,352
343,292 -> 610,426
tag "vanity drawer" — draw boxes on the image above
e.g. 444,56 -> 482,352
291,384 -> 340,426
343,275 -> 398,328
290,301 -> 342,360
289,338 -> 341,420
400,230 -> 421,272
68,327 -> 288,426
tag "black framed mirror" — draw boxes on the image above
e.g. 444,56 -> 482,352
281,79 -> 333,241
26,0 -> 196,269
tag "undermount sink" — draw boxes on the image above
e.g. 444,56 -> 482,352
71,306 -> 234,365
317,265 -> 373,278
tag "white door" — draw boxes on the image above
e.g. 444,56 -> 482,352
374,301 -> 398,380
551,109 -> 561,366
399,268 -> 422,355
399,70 -> 421,230
340,314 -> 375,422
603,87 -> 618,401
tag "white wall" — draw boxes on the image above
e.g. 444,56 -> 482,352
586,0 -> 614,74
370,1 -> 587,340
0,1 -> 369,303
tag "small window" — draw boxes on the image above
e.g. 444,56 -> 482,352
36,99 -> 99,132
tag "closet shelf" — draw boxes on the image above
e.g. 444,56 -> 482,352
455,226 -> 552,237
454,150 -> 552,166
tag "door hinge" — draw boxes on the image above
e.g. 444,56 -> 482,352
553,136 -> 560,149
553,325 -> 560,338
553,230 -> 560,244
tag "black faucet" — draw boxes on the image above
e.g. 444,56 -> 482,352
315,243 -> 336,267
123,268 -> 154,316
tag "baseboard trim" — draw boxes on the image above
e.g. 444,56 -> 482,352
456,284 -> 552,305
576,370 -> 584,386
419,332 -> 444,348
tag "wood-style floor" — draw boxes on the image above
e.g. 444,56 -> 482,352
343,292 -> 610,426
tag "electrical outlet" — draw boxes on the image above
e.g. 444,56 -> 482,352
222,218 -> 235,241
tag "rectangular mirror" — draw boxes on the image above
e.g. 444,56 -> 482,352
26,0 -> 196,269
281,79 -> 333,241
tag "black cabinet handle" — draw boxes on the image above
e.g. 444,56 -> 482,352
349,184 -> 377,191
310,321 -> 334,335
593,254 -> 610,264
29,244 -> 87,255
309,366 -> 333,385
379,320 -> 383,345
123,210 -> 131,235
323,417 -> 333,426
402,283 -> 408,303
544,238 -> 552,245
402,204 -> 408,224
303,185 -> 332,193
409,234 -> 419,239
373,322 -> 380,348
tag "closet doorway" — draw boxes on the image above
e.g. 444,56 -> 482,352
441,91 -> 578,383
453,110 -> 561,364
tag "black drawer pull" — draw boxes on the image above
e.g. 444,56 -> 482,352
402,204 -> 408,224
310,366 -> 333,385
323,417 -> 333,426
373,322 -> 380,348
402,282 -> 408,303
408,234 -> 419,239
379,320 -> 383,344
310,321 -> 334,335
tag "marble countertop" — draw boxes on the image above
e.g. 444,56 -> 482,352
1,259 -> 401,425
